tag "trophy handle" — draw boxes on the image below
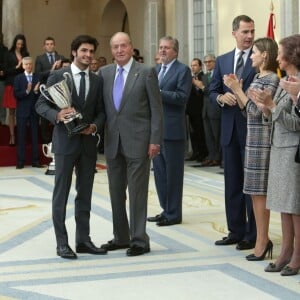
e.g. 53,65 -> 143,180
40,84 -> 55,103
63,72 -> 74,95
42,144 -> 49,157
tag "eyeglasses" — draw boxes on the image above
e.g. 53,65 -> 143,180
204,60 -> 214,63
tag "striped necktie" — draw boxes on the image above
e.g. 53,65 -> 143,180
235,51 -> 244,79
158,65 -> 167,85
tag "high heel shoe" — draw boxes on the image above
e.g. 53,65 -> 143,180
264,260 -> 290,272
9,135 -> 15,146
246,240 -> 273,261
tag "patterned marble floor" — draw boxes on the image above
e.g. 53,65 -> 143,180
0,157 -> 299,299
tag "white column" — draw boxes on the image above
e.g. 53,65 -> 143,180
2,0 -> 23,47
143,0 -> 165,66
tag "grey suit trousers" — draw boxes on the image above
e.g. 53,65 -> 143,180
106,150 -> 150,248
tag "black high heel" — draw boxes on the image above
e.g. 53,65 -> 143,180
246,240 -> 273,261
9,134 -> 15,146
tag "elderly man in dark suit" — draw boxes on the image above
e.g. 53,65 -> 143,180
148,36 -> 192,226
36,35 -> 106,259
99,32 -> 163,256
35,37 -> 66,144
201,54 -> 221,166
209,15 -> 257,250
14,57 -> 41,169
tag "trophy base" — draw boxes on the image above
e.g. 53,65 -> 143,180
45,162 -> 55,175
65,120 -> 89,137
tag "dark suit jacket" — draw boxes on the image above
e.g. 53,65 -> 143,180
35,52 -> 66,84
157,60 -> 192,140
186,71 -> 205,116
0,44 -> 8,81
4,51 -> 29,86
14,73 -> 40,118
209,49 -> 256,146
99,60 -> 163,159
35,67 -> 105,159
202,71 -> 221,119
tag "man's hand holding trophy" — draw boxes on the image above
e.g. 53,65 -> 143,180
39,72 -> 89,137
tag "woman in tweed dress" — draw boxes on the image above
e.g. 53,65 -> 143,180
252,34 -> 300,276
224,38 -> 279,261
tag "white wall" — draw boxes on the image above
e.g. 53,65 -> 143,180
215,0 -> 281,55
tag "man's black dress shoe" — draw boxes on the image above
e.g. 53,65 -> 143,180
57,245 -> 77,259
101,240 -> 130,251
76,241 -> 107,254
126,245 -> 150,256
16,164 -> 24,169
215,236 -> 239,246
236,240 -> 255,250
156,216 -> 181,226
147,214 -> 164,222
32,163 -> 44,168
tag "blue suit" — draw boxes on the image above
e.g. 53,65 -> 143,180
14,73 -> 40,165
209,49 -> 257,242
153,60 -> 192,222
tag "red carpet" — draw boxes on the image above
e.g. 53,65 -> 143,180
0,124 -> 107,169
0,124 -> 51,167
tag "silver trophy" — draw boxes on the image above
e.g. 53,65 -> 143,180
42,142 -> 55,175
40,72 -> 89,137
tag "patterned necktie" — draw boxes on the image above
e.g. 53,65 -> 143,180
158,65 -> 167,85
235,51 -> 244,79
113,67 -> 124,110
79,71 -> 86,101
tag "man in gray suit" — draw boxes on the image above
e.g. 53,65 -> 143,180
36,35 -> 106,259
99,32 -> 163,256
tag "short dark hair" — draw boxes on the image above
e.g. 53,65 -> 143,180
232,15 -> 254,31
70,35 -> 99,61
279,34 -> 300,70
192,58 -> 202,67
44,36 -> 55,44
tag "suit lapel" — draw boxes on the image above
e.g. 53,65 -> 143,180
106,66 -> 117,111
160,60 -> 178,87
118,61 -> 140,112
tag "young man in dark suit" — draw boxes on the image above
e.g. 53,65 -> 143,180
148,36 -> 192,226
35,37 -> 66,144
14,57 -> 42,169
36,35 -> 106,259
209,15 -> 257,250
185,58 -> 207,162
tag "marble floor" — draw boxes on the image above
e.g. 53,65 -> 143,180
0,156 -> 299,299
